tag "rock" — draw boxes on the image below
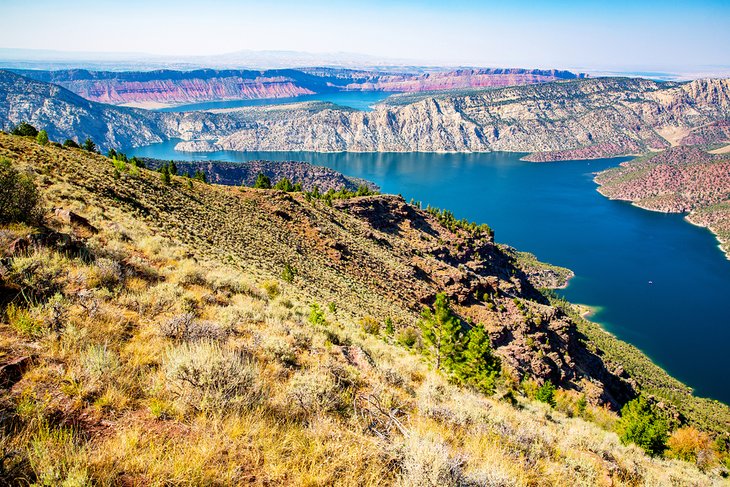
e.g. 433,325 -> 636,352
0,356 -> 30,389
54,208 -> 98,234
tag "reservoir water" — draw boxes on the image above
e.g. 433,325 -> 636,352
126,141 -> 730,405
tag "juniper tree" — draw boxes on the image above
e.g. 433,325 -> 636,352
11,122 -> 38,137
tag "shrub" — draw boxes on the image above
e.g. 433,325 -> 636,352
80,344 -> 121,390
308,302 -> 326,327
535,380 -> 556,407
617,396 -> 668,456
164,342 -> 259,413
63,139 -> 80,149
11,121 -> 38,137
6,303 -> 44,337
7,248 -> 68,302
36,130 -> 49,146
160,313 -> 228,341
397,327 -> 419,348
285,369 -> 347,417
0,157 -> 43,224
667,426 -> 714,463
398,434 -> 466,487
360,316 -> 380,335
261,280 -> 280,299
281,263 -> 297,283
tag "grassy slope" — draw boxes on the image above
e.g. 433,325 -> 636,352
0,133 -> 728,485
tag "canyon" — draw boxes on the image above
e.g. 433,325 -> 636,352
2,70 -> 729,162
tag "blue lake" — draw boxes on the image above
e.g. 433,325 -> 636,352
126,141 -> 730,405
155,91 -> 395,112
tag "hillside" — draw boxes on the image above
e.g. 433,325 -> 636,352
595,147 -> 730,258
140,157 -> 377,192
14,68 -> 582,107
1,133 -> 729,485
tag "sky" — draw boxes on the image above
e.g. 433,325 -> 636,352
1,0 -> 729,72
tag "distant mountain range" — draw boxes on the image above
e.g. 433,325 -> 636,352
1,70 -> 729,161
9,67 -> 583,107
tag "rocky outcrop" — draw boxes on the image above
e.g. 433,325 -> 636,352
595,146 -> 730,257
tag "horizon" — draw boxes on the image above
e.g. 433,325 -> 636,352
1,0 -> 729,73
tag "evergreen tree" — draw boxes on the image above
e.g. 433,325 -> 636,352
11,122 -> 38,137
193,170 -> 207,183
456,323 -> 500,393
36,130 -> 49,146
169,160 -> 178,176
419,293 -> 465,370
274,177 -> 294,192
618,396 -> 668,456
254,172 -> 271,189
160,164 -> 171,185
63,139 -> 80,149
535,380 -> 556,407
83,137 -> 97,153
107,148 -> 117,159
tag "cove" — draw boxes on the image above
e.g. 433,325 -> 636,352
126,140 -> 730,405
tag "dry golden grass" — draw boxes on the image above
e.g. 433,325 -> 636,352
0,133 -> 728,485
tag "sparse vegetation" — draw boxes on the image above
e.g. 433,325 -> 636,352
0,132 -> 726,485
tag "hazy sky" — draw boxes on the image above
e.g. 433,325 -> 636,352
1,0 -> 729,70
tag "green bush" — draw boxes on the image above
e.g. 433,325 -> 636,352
63,139 -> 80,149
617,396 -> 668,456
309,303 -> 326,327
0,157 -> 43,224
360,316 -> 380,335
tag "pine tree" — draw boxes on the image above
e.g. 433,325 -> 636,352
83,137 -> 97,153
456,323 -> 500,393
419,293 -> 465,370
618,396 -> 668,456
254,172 -> 271,189
274,177 -> 294,191
169,160 -> 178,176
